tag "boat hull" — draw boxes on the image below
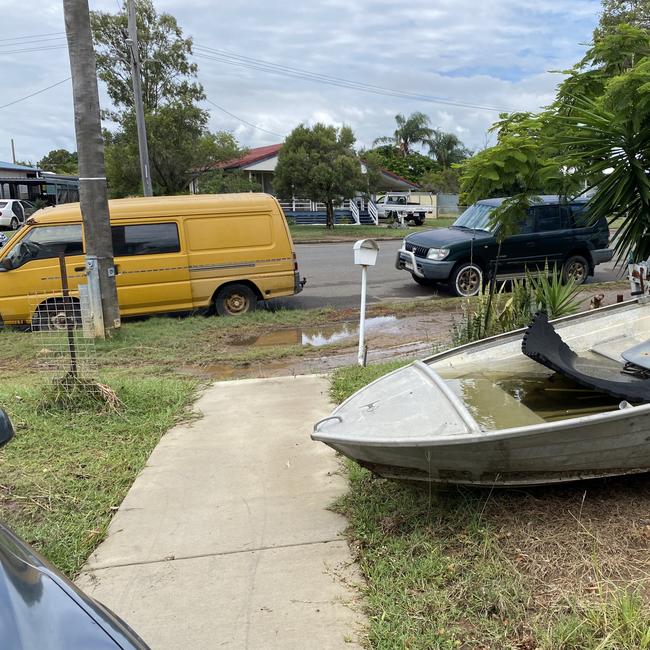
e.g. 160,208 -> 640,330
327,405 -> 650,486
313,300 -> 650,486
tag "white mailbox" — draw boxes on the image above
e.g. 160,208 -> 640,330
353,239 -> 379,266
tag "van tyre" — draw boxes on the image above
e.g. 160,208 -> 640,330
450,262 -> 483,297
214,284 -> 257,316
562,255 -> 589,285
31,299 -> 81,331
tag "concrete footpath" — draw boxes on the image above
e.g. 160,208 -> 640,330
76,375 -> 364,649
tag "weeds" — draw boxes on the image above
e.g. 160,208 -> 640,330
454,267 -> 583,346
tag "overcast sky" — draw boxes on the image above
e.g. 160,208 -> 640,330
1,0 -> 601,165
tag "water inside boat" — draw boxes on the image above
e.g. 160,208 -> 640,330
439,360 -> 621,430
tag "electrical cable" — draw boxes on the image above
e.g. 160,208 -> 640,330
0,31 -> 64,42
193,44 -> 513,113
0,45 -> 68,55
0,36 -> 66,48
0,77 -> 71,111
204,98 -> 286,138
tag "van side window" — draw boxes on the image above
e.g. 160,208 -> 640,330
111,223 -> 180,256
4,225 -> 83,269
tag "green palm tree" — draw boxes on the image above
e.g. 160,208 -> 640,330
428,130 -> 471,168
554,64 -> 650,262
373,112 -> 434,157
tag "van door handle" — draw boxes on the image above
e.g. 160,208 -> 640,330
74,265 -> 86,272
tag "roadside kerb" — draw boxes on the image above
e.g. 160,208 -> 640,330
76,375 -> 364,649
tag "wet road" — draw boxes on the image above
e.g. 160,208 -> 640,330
274,240 -> 625,310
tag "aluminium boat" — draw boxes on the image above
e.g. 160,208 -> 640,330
312,299 -> 650,486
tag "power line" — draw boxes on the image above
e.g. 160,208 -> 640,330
0,77 -> 71,111
0,35 -> 67,48
204,98 -> 286,138
0,31 -> 65,42
193,44 -> 513,113
0,45 -> 68,55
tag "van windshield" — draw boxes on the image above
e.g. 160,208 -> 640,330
452,203 -> 494,232
3,225 -> 83,269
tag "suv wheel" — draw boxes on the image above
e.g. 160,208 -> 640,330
562,255 -> 589,285
450,262 -> 483,297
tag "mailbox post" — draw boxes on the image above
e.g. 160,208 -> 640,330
353,239 -> 379,367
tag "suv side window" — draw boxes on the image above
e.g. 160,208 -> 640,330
4,225 -> 83,269
533,205 -> 563,232
569,203 -> 590,228
111,223 -> 180,256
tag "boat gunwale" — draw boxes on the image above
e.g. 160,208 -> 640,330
313,299 -> 650,448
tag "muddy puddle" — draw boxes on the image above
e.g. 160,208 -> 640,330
232,315 -> 399,348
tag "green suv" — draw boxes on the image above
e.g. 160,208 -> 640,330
396,195 -> 613,297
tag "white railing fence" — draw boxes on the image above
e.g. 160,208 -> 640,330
368,201 -> 379,225
349,199 -> 360,224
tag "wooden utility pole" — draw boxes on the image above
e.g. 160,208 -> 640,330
127,0 -> 153,196
63,0 -> 120,336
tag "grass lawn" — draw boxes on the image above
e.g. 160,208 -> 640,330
330,363 -> 650,649
290,218 -> 456,242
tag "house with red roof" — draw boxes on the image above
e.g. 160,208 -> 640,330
190,143 -> 420,196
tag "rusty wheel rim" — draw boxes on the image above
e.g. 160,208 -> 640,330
457,266 -> 482,296
224,292 -> 249,315
567,260 -> 586,283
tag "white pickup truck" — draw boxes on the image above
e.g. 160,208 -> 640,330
374,192 -> 435,226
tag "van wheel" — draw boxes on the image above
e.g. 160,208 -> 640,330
562,255 -> 589,285
31,299 -> 81,331
450,262 -> 483,297
214,284 -> 257,316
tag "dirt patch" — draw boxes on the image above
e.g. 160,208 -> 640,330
476,474 -> 650,609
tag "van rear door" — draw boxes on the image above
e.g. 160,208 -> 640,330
112,220 -> 193,316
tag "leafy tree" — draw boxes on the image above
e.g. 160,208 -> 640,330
38,149 -> 78,175
596,0 -> 650,37
420,168 -> 461,194
274,123 -> 365,229
196,170 -> 261,194
104,110 -> 243,197
362,145 -> 438,184
428,130 -> 471,168
91,2 -> 238,196
553,30 -> 650,260
373,112 -> 435,156
91,0 -> 203,117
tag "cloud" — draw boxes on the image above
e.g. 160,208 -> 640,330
0,0 -> 601,163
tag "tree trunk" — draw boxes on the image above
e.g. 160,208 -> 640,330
325,201 -> 335,230
64,0 -> 120,336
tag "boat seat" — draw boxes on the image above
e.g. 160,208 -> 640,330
591,334 -> 645,363
622,340 -> 650,370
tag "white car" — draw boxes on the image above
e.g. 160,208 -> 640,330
0,199 -> 35,230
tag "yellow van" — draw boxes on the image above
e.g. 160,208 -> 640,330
0,193 -> 304,327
